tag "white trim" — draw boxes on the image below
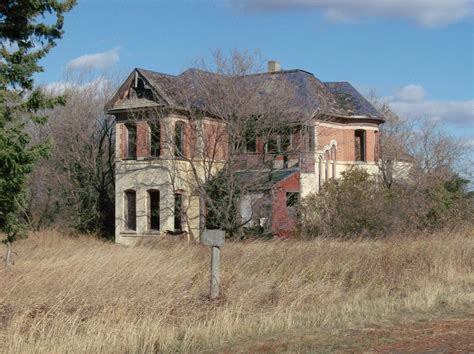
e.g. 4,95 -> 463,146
317,122 -> 379,131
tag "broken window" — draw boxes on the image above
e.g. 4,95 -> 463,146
175,121 -> 185,157
244,118 -> 257,153
280,130 -> 292,152
286,192 -> 299,208
266,135 -> 278,153
124,190 -> 136,231
148,190 -> 160,231
125,124 -> 137,159
134,77 -> 154,100
150,121 -> 161,157
174,193 -> 183,232
355,129 -> 366,162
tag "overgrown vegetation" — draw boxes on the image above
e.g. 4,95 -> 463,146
0,229 -> 472,352
301,167 -> 473,238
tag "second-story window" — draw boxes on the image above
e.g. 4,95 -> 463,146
175,121 -> 184,157
125,124 -> 137,159
150,121 -> 161,157
355,129 -> 366,162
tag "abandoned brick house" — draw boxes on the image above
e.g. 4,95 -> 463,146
106,61 -> 383,245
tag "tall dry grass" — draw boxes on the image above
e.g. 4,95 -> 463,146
0,229 -> 473,353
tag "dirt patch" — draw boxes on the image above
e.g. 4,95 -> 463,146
217,314 -> 474,353
363,317 -> 474,352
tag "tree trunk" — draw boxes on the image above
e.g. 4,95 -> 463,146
4,241 -> 12,271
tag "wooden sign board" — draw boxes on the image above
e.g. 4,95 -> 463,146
202,229 -> 225,247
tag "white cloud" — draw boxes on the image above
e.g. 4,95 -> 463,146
233,0 -> 473,27
43,77 -> 112,95
385,84 -> 474,127
392,84 -> 426,102
66,48 -> 120,71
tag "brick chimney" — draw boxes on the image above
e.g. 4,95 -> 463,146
267,60 -> 281,72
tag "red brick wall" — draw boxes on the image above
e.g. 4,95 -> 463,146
318,125 -> 379,162
271,171 -> 300,237
136,121 -> 150,159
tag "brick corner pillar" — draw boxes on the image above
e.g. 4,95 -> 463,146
136,121 -> 150,160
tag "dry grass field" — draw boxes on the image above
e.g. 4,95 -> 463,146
0,228 -> 473,353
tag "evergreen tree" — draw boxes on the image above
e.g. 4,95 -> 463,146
0,0 -> 76,269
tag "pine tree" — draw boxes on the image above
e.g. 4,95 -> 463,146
0,0 -> 76,269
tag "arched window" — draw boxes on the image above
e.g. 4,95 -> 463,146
124,190 -> 136,231
150,121 -> 161,157
318,156 -> 323,189
325,150 -> 329,181
175,121 -> 185,157
331,145 -> 336,178
148,190 -> 160,231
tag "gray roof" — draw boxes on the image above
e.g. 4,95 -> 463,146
235,168 -> 299,191
109,67 -> 382,120
324,82 -> 381,117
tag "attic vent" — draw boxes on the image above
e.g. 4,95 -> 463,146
133,77 -> 154,100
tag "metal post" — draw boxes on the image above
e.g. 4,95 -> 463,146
210,246 -> 220,299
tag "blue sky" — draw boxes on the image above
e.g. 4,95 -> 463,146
37,0 -> 473,143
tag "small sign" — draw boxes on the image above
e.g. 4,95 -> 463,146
201,229 -> 225,247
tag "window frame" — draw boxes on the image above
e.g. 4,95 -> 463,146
124,189 -> 137,231
148,189 -> 160,231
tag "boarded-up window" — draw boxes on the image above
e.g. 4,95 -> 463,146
148,190 -> 160,231
286,192 -> 299,208
150,121 -> 161,157
175,122 -> 184,157
174,193 -> 183,232
355,129 -> 366,162
124,190 -> 136,231
126,124 -> 137,159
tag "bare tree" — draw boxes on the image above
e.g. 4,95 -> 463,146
27,70 -> 118,237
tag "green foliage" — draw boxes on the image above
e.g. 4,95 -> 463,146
0,0 -> 75,244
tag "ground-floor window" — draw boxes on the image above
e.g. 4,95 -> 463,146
148,190 -> 160,231
124,190 -> 136,231
174,193 -> 183,232
286,192 -> 299,208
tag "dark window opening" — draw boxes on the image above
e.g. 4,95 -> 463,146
175,122 -> 184,157
355,129 -> 366,162
266,136 -> 278,153
244,119 -> 257,153
148,190 -> 160,231
150,121 -> 161,157
174,193 -> 183,232
307,126 -> 315,152
134,78 -> 154,100
126,124 -> 137,159
286,192 -> 299,208
280,132 -> 291,152
124,190 -> 136,231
